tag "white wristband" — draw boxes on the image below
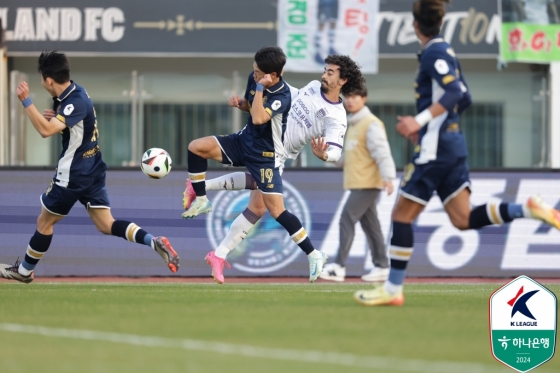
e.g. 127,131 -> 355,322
414,109 -> 433,127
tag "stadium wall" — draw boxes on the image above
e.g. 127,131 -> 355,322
1,169 -> 559,278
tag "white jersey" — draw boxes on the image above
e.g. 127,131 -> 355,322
287,83 -> 300,101
282,80 -> 347,160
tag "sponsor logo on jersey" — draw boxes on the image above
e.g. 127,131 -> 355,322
316,108 -> 327,118
63,104 -> 74,115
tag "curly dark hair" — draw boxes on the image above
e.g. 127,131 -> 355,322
324,55 -> 365,96
413,0 -> 450,37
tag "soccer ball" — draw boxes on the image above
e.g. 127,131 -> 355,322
141,148 -> 172,179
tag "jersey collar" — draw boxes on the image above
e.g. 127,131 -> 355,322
56,81 -> 76,102
265,77 -> 285,94
417,35 -> 445,58
321,91 -> 342,105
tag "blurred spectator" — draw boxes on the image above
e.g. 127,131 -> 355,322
510,0 -> 560,24
320,87 -> 396,282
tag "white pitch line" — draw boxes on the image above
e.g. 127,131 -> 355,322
0,323 -> 514,373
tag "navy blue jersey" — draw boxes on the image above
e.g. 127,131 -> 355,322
52,82 -> 107,187
241,72 -> 291,165
414,36 -> 472,164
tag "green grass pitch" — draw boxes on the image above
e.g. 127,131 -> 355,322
0,282 -> 558,373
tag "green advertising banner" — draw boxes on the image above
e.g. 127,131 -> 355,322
501,0 -> 560,63
501,23 -> 560,62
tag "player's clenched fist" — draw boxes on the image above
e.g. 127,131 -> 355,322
43,110 -> 56,120
258,74 -> 273,88
228,95 -> 243,108
396,115 -> 421,138
16,81 -> 29,101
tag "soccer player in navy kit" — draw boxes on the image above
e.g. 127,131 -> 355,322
354,0 -> 560,306
183,46 -> 328,283
0,51 -> 179,284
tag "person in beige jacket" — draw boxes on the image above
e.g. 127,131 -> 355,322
320,87 -> 396,282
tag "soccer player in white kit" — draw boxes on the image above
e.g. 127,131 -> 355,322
183,55 -> 365,283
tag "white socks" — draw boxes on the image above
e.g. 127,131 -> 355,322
18,264 -> 33,276
384,281 -> 403,295
206,172 -> 249,191
307,249 -> 322,258
214,213 -> 257,259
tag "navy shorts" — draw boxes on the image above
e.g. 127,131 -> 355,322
214,134 -> 283,194
41,172 -> 110,216
318,0 -> 339,22
400,156 -> 471,206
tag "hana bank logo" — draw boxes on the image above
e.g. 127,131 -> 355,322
206,181 -> 311,274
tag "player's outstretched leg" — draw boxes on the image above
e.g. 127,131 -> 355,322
109,220 -> 180,273
183,173 -> 257,210
467,195 -> 560,230
275,210 -> 327,282
205,172 -> 256,192
182,149 -> 213,219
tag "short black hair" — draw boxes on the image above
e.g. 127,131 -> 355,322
254,46 -> 286,77
324,55 -> 365,96
413,0 -> 450,37
346,86 -> 368,98
38,50 -> 70,84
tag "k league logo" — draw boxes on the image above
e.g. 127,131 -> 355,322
489,276 -> 557,373
508,286 -> 539,323
206,181 -> 311,274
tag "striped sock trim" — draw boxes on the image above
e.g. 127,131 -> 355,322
291,228 -> 308,244
26,246 -> 45,260
125,223 -> 141,243
315,31 -> 321,49
389,245 -> 414,262
189,172 -> 206,183
328,29 -> 335,44
486,202 -> 504,225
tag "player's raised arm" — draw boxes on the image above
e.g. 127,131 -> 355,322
251,74 -> 274,125
16,81 -> 66,138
